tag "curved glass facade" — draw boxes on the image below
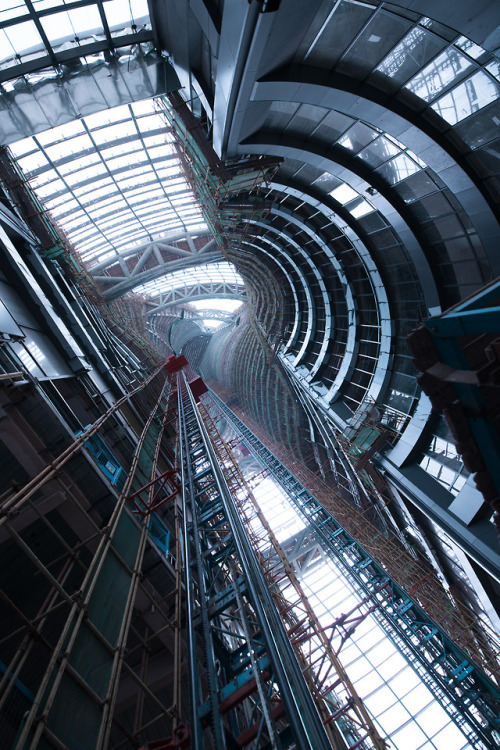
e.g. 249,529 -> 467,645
1,3 -> 500,747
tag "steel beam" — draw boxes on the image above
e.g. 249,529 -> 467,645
211,392 -> 500,750
176,372 -> 334,750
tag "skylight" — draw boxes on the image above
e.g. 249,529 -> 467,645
431,71 -> 500,125
328,184 -> 375,216
190,299 -> 243,313
0,0 -> 151,71
189,299 -> 243,329
349,200 -> 374,218
329,183 -> 359,205
135,262 -> 245,299
10,99 -> 207,267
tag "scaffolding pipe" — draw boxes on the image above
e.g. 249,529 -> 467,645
97,377 -> 173,750
13,375 -> 171,750
0,365 -> 165,526
182,373 -> 333,750
200,402 -> 385,750
179,373 -> 231,748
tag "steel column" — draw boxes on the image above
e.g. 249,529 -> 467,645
210,392 -> 500,750
176,372 -> 334,750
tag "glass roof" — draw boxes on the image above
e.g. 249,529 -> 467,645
0,0 -> 151,77
395,25 -> 500,119
190,299 -> 243,313
135,262 -> 245,299
190,299 -> 243,330
10,98 -> 207,267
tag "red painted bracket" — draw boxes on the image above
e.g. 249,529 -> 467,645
164,355 -> 188,374
139,724 -> 190,750
127,469 -> 180,519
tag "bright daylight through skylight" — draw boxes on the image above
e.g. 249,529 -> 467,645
243,466 -> 471,750
134,262 -> 245,299
9,98 -> 207,268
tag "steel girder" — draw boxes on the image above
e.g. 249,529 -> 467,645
188,310 -> 239,323
176,372 -> 333,750
146,281 -> 246,315
91,233 -> 223,300
211,392 -> 500,750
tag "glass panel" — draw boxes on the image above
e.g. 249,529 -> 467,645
74,178 -> 114,198
0,1 -> 28,23
455,35 -> 488,62
420,427 -> 468,496
263,101 -> 301,131
377,153 -> 420,184
104,0 -> 149,30
8,136 -> 35,158
40,12 -> 75,44
38,3 -> 105,48
45,134 -> 94,160
390,723 -> 428,750
431,71 -> 500,125
50,198 -> 79,216
85,106 -> 130,129
131,99 -> 157,116
305,0 -> 373,69
65,5 -> 102,37
375,27 -> 445,86
89,202 -> 127,219
37,120 -> 85,146
358,135 -> 400,167
33,0 -> 64,7
338,11 -> 411,78
337,122 -> 378,153
486,60 -> 500,83
312,110 -> 355,144
407,149 -> 426,168
329,183 -> 359,204
107,152 -> 148,171
0,21 -> 43,66
117,175 -> 153,190
142,133 -> 169,148
128,187 -> 163,202
350,200 -> 375,218
57,155 -> 101,175
65,163 -> 107,186
92,120 -> 137,143
136,114 -> 163,132
33,167 -> 61,189
101,141 -> 142,159
148,144 -> 175,160
17,150 -> 49,173
405,48 -> 474,102
394,172 -> 439,202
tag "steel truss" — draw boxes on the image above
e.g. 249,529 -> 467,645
198,400 -> 387,750
210,393 -> 500,750
176,371 -> 334,750
0,367 -> 184,749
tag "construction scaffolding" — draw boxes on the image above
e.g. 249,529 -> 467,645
0,365 -> 185,749
0,145 -> 164,371
198,399 -> 387,750
208,390 -> 500,750
157,93 -> 280,258
175,368 -> 335,750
